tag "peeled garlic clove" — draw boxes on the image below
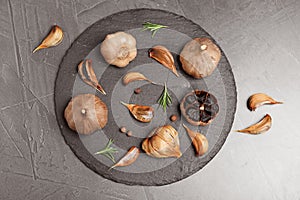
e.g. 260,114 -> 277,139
122,71 -> 156,85
183,124 -> 208,156
142,125 -> 182,158
33,25 -> 63,53
237,114 -> 272,134
247,93 -> 283,111
110,146 -> 140,169
120,101 -> 154,123
78,60 -> 106,95
149,45 -> 179,77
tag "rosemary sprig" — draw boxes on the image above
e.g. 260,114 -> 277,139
142,22 -> 168,37
95,139 -> 118,163
157,82 -> 172,112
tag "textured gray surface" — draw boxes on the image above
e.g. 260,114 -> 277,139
0,0 -> 300,199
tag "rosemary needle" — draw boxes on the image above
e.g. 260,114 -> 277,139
142,22 -> 168,37
95,139 -> 118,163
157,82 -> 172,112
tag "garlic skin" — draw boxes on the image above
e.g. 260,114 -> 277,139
33,25 -> 63,53
247,93 -> 283,111
237,114 -> 272,134
180,37 -> 221,78
100,32 -> 137,67
64,94 -> 108,135
142,125 -> 182,158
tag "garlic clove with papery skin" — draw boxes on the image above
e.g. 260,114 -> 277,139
182,124 -> 208,156
142,125 -> 182,158
247,93 -> 283,111
33,25 -> 63,53
237,114 -> 272,134
149,45 -> 179,77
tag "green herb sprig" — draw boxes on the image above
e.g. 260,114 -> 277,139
142,22 -> 168,37
95,139 -> 118,163
157,82 -> 172,112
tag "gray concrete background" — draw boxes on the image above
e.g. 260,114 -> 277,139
0,0 -> 299,199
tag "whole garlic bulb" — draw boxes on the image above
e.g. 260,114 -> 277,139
100,31 -> 137,67
142,125 -> 182,158
180,37 -> 221,78
64,94 -> 108,135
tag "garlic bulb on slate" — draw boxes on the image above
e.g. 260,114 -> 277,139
142,125 -> 182,158
180,37 -> 221,78
100,32 -> 137,67
64,94 -> 108,135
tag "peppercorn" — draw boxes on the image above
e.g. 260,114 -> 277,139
170,115 -> 178,122
134,88 -> 141,94
120,126 -> 127,133
126,130 -> 133,137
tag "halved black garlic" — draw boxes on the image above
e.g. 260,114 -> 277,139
180,90 -> 219,126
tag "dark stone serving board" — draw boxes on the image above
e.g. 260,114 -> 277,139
55,8 -> 237,186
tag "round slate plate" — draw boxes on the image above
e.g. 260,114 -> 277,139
55,8 -> 237,186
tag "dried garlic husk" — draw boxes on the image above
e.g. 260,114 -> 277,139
142,125 -> 182,158
120,102 -> 154,123
110,146 -> 140,169
33,25 -> 63,53
122,72 -> 156,85
78,59 -> 106,95
183,124 -> 208,156
247,93 -> 283,111
237,114 -> 272,134
149,45 -> 179,77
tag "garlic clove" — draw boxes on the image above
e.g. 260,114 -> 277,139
237,114 -> 272,134
183,124 -> 208,156
122,71 -> 156,85
247,93 -> 283,111
149,45 -> 179,77
142,125 -> 182,158
110,146 -> 140,169
33,25 -> 63,53
78,60 -> 106,95
120,101 -> 154,123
